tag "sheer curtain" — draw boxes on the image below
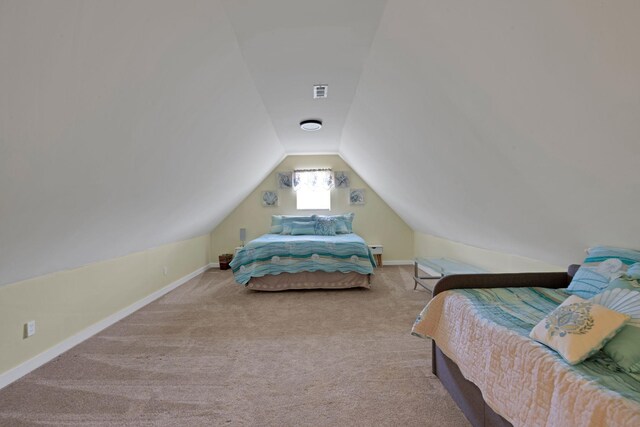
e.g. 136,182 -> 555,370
292,169 -> 334,191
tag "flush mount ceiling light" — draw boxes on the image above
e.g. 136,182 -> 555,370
300,119 -> 323,131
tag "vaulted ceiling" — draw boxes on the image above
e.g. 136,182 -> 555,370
1,0 -> 639,286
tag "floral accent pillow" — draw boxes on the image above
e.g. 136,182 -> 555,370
530,295 -> 629,365
314,217 -> 337,236
312,213 -> 354,234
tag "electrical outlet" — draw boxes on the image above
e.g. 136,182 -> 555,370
24,320 -> 36,338
162,266 -> 168,276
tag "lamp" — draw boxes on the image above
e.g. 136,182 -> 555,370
300,119 -> 322,131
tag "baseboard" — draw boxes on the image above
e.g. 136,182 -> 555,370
0,264 -> 211,390
382,260 -> 413,266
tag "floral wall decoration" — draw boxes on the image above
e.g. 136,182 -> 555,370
334,171 -> 350,188
349,189 -> 365,205
277,171 -> 292,189
262,191 -> 279,207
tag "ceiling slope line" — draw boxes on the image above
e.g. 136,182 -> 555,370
337,0 -> 390,153
218,0 -> 286,153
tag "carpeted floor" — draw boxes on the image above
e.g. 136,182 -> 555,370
0,266 -> 468,426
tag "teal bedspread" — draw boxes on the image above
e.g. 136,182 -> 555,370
433,287 -> 640,402
229,233 -> 376,285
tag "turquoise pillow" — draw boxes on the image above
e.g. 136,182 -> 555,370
338,212 -> 355,233
334,220 -> 349,234
567,246 -> 640,298
314,213 -> 354,234
314,217 -> 336,236
290,221 -> 317,235
628,263 -> 640,279
590,276 -> 640,373
278,216 -> 314,234
270,215 -> 284,234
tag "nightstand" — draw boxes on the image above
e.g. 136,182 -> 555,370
368,245 -> 383,267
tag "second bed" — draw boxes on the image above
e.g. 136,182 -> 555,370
229,233 -> 376,291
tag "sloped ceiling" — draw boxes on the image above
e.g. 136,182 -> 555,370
341,1 -> 640,267
1,0 -> 639,285
0,1 -> 284,286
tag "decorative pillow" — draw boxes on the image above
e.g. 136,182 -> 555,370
337,212 -> 355,233
602,275 -> 640,291
590,278 -> 640,372
567,246 -> 640,298
281,223 -> 292,235
627,263 -> 640,279
334,220 -> 349,234
529,295 -> 629,365
312,213 -> 354,234
290,221 -> 317,236
314,217 -> 337,236
270,215 -> 284,234
279,216 -> 315,234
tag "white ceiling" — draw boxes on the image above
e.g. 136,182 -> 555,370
1,0 -> 639,285
221,0 -> 387,153
0,0 -> 284,285
341,0 -> 640,266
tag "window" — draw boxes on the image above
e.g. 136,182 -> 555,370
296,187 -> 331,210
293,169 -> 333,210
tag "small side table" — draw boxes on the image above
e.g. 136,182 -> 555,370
369,245 -> 383,267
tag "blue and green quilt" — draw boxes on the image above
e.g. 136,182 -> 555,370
229,233 -> 376,285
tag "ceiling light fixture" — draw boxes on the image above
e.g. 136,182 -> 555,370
300,119 -> 322,131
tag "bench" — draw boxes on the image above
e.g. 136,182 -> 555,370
413,257 -> 488,291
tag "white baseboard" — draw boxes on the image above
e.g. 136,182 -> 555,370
382,260 -> 413,266
0,264 -> 211,390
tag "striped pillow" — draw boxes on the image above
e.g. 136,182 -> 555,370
273,215 -> 315,234
567,246 -> 640,298
290,221 -> 317,236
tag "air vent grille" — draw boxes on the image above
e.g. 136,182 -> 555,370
313,84 -> 328,99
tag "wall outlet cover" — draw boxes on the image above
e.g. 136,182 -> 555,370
24,320 -> 36,338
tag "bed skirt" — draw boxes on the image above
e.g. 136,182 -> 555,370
433,344 -> 511,427
246,271 -> 371,291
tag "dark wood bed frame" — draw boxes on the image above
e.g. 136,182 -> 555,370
429,265 -> 581,427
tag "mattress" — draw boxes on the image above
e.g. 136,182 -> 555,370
412,287 -> 640,427
229,233 -> 376,285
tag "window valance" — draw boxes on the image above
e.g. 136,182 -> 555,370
292,169 -> 334,191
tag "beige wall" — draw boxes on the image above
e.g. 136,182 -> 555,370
0,234 -> 210,376
211,155 -> 414,262
415,232 -> 564,273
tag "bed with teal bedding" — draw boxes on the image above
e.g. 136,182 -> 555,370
412,279 -> 640,426
229,233 -> 376,289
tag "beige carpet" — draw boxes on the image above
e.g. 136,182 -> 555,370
0,266 -> 468,426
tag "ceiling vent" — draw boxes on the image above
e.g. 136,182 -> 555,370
313,84 -> 328,99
